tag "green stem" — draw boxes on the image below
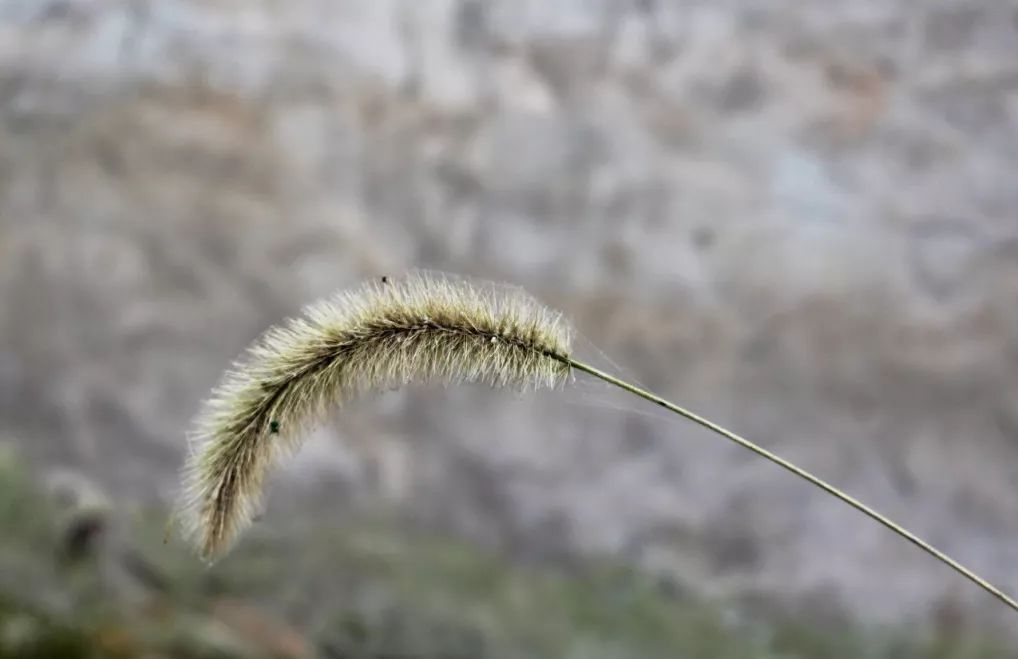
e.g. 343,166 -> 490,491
563,356 -> 1018,615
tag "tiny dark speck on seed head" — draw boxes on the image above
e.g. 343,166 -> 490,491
381,275 -> 389,284
269,420 -> 280,434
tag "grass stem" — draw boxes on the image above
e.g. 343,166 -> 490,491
563,356 -> 1018,615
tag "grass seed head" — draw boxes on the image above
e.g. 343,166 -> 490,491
178,272 -> 572,560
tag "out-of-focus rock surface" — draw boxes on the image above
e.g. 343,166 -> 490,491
2,0 -> 1018,624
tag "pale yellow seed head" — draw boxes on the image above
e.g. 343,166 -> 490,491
177,272 -> 572,560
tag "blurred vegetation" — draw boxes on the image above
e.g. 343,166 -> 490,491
0,444 -> 1011,659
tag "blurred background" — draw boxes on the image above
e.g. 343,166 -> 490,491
2,1 -> 1018,657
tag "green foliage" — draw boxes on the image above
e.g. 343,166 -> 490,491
0,448 -> 1013,658
0,597 -> 93,659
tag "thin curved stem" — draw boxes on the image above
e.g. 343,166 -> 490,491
563,356 -> 1018,615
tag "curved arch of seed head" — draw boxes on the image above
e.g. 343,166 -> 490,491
178,272 -> 573,560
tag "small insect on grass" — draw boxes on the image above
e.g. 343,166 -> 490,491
174,272 -> 1018,616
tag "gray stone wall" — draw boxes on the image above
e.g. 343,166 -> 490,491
2,0 -> 1018,623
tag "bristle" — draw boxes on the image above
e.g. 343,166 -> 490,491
178,272 -> 572,560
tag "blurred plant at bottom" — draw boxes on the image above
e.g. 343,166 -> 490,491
0,443 -> 1012,659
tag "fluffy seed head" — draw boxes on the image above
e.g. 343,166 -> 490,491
178,272 -> 572,560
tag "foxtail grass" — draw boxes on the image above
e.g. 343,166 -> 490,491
176,272 -> 1018,615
